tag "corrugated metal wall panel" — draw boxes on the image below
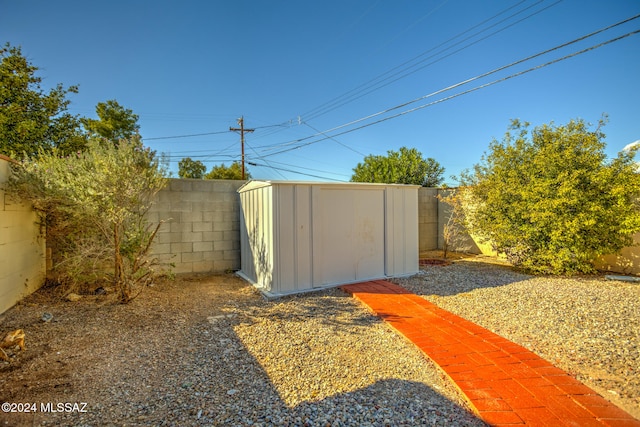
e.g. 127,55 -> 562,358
239,184 -> 275,291
385,186 -> 419,276
405,188 -> 419,274
239,191 -> 253,283
273,184 -> 294,294
294,185 -> 313,290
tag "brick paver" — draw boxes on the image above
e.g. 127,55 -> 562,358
341,280 -> 640,427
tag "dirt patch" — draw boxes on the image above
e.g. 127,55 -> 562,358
0,274 -> 257,425
0,273 -> 484,426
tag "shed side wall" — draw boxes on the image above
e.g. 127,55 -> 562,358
239,184 -> 274,290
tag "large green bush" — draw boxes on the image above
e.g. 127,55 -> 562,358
9,137 -> 168,302
459,118 -> 640,274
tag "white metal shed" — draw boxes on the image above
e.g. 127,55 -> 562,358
237,180 -> 419,297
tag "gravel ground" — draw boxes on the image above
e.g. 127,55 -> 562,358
0,274 -> 484,427
394,258 -> 640,420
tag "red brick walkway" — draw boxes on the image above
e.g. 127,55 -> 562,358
341,280 -> 640,427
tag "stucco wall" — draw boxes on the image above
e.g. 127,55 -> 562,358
148,179 -> 245,274
0,156 -> 46,314
596,233 -> 640,275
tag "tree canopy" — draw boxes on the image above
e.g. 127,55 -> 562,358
351,146 -> 445,187
176,159 -> 250,180
178,157 -> 207,179
0,43 -> 84,157
458,117 -> 640,274
81,99 -> 140,143
205,161 -> 250,180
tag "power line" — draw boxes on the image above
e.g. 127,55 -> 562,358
151,13 -> 639,167
374,0 -> 451,52
254,15 -> 640,155
143,121 -> 288,142
244,142 -> 288,180
246,161 -> 347,182
162,153 -> 239,160
259,27 -> 640,158
245,156 -> 351,178
302,122 -> 366,156
301,0 -> 555,122
144,130 -> 231,140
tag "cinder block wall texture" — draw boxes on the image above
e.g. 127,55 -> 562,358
0,156 -> 46,314
148,179 -> 245,274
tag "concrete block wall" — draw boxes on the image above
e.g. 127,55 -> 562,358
148,179 -> 245,274
0,155 -> 46,314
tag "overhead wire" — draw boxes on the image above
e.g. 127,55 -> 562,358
162,154 -> 239,160
148,10 -> 639,172
243,2 -> 536,151
144,130 -> 230,140
258,27 -> 640,158
374,0 -> 451,52
302,122 -> 366,157
251,159 -> 352,178
143,118 -> 290,142
251,14 -> 640,157
244,142 -> 288,180
248,0 -> 552,152
154,1 -> 556,155
245,161 -> 347,182
300,0 -> 551,122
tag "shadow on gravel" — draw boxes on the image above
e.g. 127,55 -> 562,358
251,288 -> 384,330
0,275 -> 486,426
394,258 -> 534,297
289,378 -> 487,426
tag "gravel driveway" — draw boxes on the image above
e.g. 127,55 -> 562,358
0,274 -> 484,426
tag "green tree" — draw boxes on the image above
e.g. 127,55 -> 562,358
81,99 -> 139,143
351,146 -> 444,187
205,161 -> 250,180
178,157 -> 207,179
459,117 -> 640,274
0,43 -> 85,157
9,137 -> 168,302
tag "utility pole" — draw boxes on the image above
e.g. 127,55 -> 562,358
230,116 -> 254,180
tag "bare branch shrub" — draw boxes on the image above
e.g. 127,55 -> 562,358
8,137 -> 168,302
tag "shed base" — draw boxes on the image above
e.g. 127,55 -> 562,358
235,271 -> 418,300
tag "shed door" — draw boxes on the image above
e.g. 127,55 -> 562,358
313,188 -> 385,286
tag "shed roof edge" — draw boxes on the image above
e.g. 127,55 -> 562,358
238,179 -> 421,193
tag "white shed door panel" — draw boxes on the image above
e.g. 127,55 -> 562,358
313,188 -> 385,286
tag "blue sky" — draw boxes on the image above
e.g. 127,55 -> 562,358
2,0 -> 639,183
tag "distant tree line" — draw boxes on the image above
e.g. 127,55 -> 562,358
178,158 -> 250,180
